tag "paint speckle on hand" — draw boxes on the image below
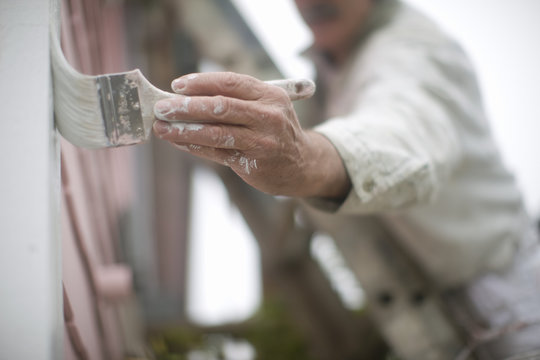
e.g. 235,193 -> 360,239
187,123 -> 204,131
223,135 -> 235,147
154,97 -> 192,119
173,144 -> 190,151
239,156 -> 257,175
224,152 -> 257,174
178,97 -> 192,113
171,122 -> 204,134
213,99 -> 224,115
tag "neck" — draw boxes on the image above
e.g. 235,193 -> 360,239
323,48 -> 349,67
321,31 -> 363,68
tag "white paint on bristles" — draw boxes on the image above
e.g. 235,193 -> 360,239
51,32 -> 108,148
50,15 -> 175,148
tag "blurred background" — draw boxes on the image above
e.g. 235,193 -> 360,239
56,0 -> 540,359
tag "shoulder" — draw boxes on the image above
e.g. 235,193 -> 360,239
345,2 -> 478,98
361,2 -> 470,71
368,2 -> 451,48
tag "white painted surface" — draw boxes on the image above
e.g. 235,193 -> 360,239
0,0 -> 62,359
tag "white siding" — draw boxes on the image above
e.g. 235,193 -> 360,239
0,0 -> 62,359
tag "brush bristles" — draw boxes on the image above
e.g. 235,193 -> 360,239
51,31 -> 110,148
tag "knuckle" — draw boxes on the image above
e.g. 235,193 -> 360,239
206,125 -> 235,149
269,85 -> 289,100
242,132 -> 271,152
207,125 -> 223,143
220,130 -> 236,148
221,134 -> 236,148
212,95 -> 229,116
258,135 -> 278,150
221,72 -> 239,91
264,107 -> 285,123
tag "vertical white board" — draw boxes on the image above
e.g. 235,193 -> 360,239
0,0 -> 62,359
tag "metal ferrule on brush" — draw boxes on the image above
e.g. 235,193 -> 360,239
96,73 -> 145,146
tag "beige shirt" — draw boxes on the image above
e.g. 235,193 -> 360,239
308,0 -> 532,286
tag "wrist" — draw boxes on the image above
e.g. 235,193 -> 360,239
299,130 -> 351,200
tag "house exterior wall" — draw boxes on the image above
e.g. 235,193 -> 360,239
58,0 -> 143,358
0,0 -> 62,359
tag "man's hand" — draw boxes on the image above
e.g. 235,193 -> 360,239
152,72 -> 350,199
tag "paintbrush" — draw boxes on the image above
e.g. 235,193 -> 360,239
50,23 -> 315,148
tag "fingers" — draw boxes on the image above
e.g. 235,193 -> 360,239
153,72 -> 307,126
153,120 -> 257,151
154,95 -> 248,125
169,142 -> 259,175
154,94 -> 259,126
170,72 -> 316,101
170,72 -> 267,101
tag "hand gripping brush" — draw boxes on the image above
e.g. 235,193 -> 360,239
50,4 -> 315,148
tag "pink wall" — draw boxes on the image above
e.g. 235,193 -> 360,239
60,0 -> 138,358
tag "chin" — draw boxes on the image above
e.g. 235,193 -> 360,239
313,34 -> 343,53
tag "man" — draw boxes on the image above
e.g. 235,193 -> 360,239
152,0 -> 540,357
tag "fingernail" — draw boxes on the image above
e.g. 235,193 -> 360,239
171,79 -> 186,92
154,100 -> 172,119
153,120 -> 171,136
